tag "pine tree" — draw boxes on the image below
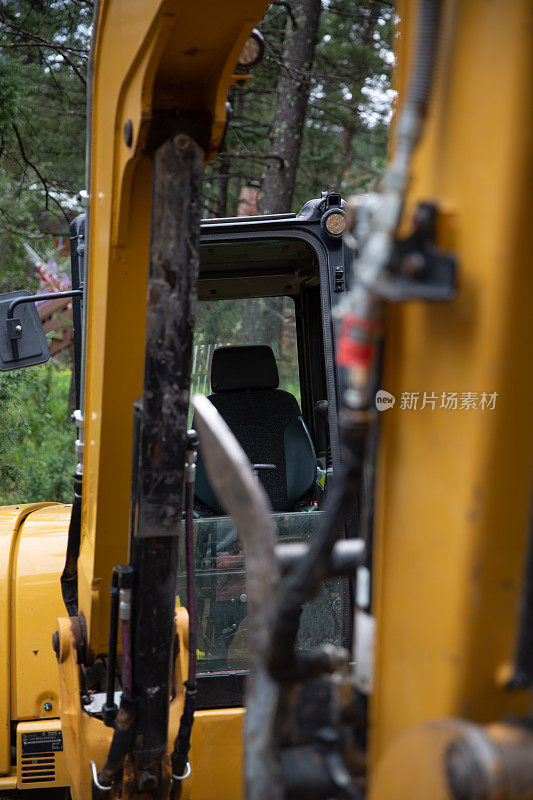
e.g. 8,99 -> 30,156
261,0 -> 323,213
0,0 -> 90,286
203,0 -> 393,218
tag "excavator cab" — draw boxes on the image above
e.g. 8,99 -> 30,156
176,192 -> 355,703
0,190 -> 357,724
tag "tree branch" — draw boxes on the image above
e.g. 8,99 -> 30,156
224,151 -> 286,168
271,1 -> 299,29
0,18 -> 88,86
11,124 -> 71,224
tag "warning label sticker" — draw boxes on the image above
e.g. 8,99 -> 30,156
21,731 -> 63,755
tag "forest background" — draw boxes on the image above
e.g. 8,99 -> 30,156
0,0 -> 393,503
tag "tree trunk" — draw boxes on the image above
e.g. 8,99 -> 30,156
260,0 -> 322,214
214,156 -> 230,217
337,120 -> 359,188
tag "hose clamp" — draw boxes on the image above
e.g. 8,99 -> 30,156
90,761 -> 112,791
172,761 -> 191,781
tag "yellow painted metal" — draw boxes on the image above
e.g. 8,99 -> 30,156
189,709 -> 245,800
371,720 -> 459,800
370,0 -> 533,791
0,773 -> 17,789
16,719 -> 69,789
58,606 -> 193,800
57,614 -> 122,800
0,496 -> 242,798
80,0 -> 269,657
11,505 -> 70,721
0,503 -> 57,775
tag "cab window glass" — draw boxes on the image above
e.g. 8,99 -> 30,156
191,297 -> 300,404
180,293 -> 340,676
178,512 -> 341,673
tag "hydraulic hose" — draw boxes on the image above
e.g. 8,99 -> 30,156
171,431 -> 199,790
511,501 -> 533,687
406,0 -> 442,115
102,568 -> 119,727
93,567 -> 136,798
267,412 -> 368,683
60,466 -> 83,616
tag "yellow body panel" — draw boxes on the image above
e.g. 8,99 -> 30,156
0,504 -> 57,774
189,710 -> 244,799
80,0 -> 269,657
16,719 -> 69,789
0,773 -> 17,790
370,0 -> 533,790
11,505 -> 71,721
58,607 -> 242,800
0,498 -> 243,798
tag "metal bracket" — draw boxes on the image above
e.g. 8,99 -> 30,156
6,289 -> 83,360
363,203 -> 457,302
6,317 -> 22,341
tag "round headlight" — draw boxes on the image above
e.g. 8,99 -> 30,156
237,29 -> 265,73
323,209 -> 347,237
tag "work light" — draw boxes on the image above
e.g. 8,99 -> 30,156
322,209 -> 347,238
237,29 -> 265,72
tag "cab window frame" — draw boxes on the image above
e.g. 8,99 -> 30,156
188,225 -> 345,708
197,227 -> 340,470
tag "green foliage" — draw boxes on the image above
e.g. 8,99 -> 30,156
0,1 -> 87,505
0,364 -> 76,505
0,49 -> 17,135
0,0 -> 90,288
204,0 -> 393,216
0,0 -> 393,504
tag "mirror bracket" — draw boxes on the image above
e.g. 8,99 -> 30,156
0,289 -> 81,371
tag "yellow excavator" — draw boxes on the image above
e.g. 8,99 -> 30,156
0,1 -> 532,799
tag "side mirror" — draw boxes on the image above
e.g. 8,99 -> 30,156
0,291 -> 50,371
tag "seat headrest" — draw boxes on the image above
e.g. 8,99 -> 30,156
211,345 -> 280,393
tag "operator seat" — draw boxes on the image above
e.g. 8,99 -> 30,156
194,344 -> 317,515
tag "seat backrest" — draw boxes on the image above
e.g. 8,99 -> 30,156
195,344 -> 316,514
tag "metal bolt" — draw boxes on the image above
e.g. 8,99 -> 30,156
401,252 -> 426,276
43,702 -> 52,712
15,324 -> 22,333
123,119 -> 133,147
240,593 -> 247,603
138,772 -> 158,793
413,204 -> 432,230
174,134 -> 190,152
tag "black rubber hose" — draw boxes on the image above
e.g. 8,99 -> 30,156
171,435 -> 198,785
392,0 -> 442,168
184,470 -> 197,687
102,568 -> 119,727
510,502 -> 533,687
60,468 -> 83,616
95,569 -> 136,793
93,696 -> 137,798
407,0 -> 442,115
171,689 -> 195,781
267,414 -> 368,683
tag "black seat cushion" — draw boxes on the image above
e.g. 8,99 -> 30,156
194,345 -> 317,514
211,343 -> 279,393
